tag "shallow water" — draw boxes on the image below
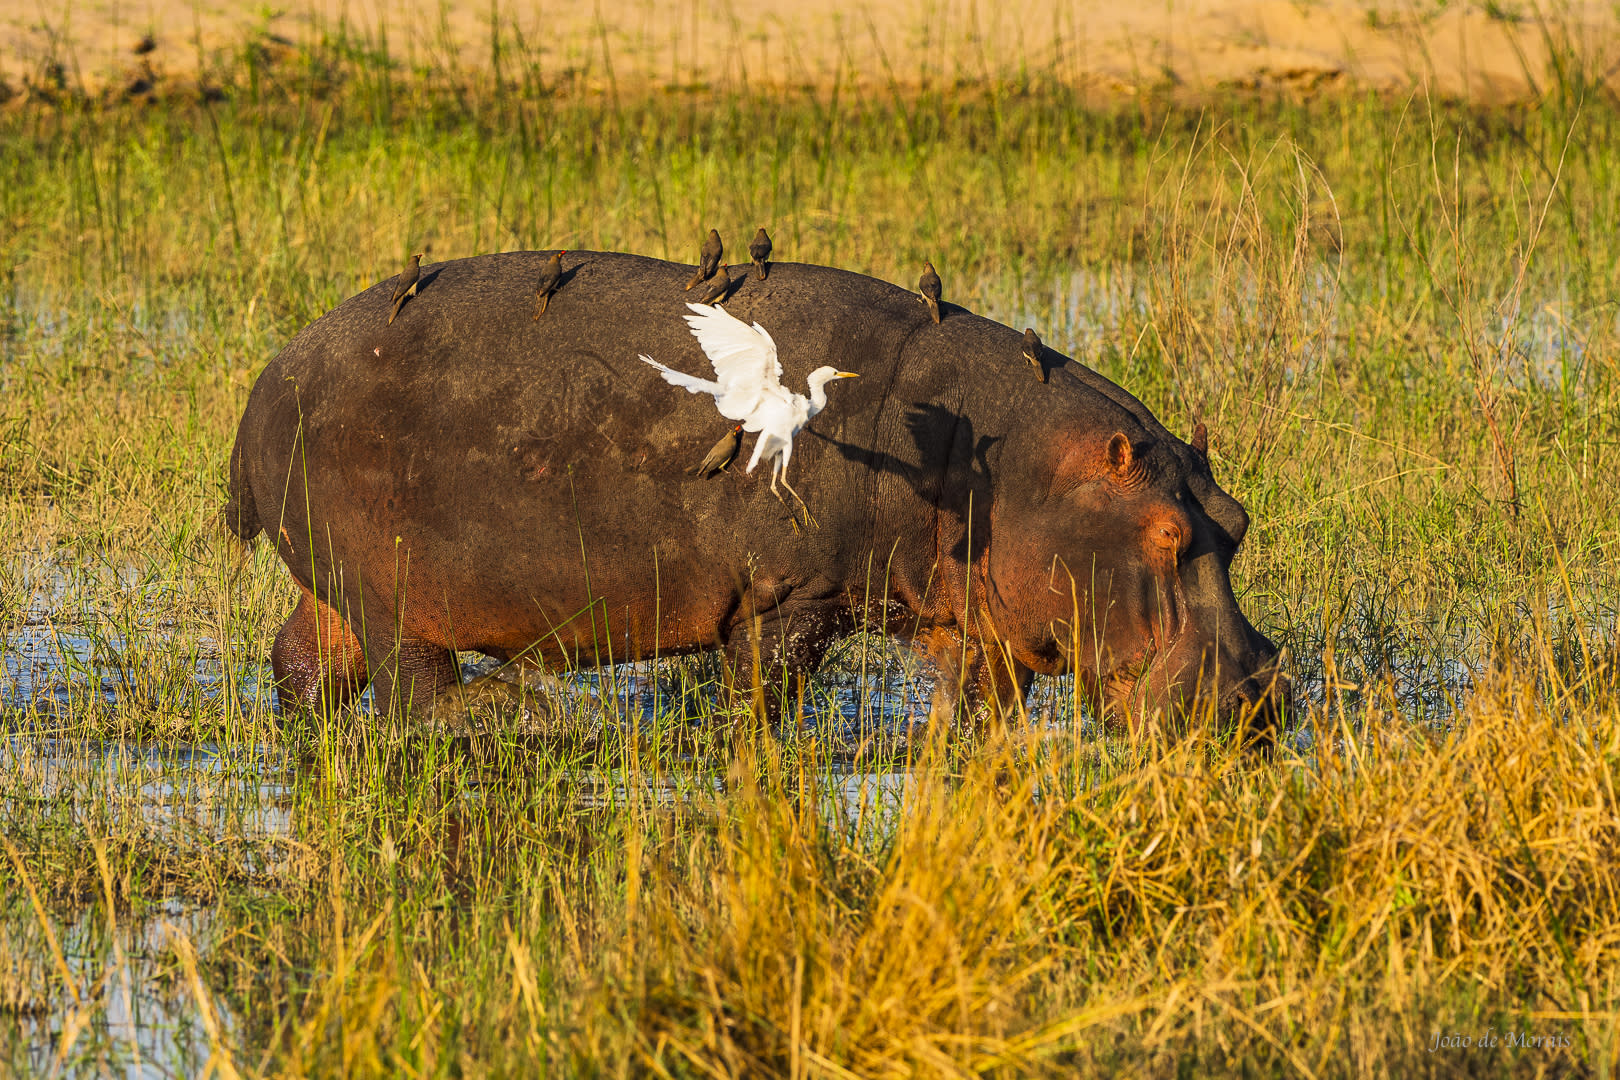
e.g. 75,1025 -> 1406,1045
2,621 -> 274,716
0,604 -> 1499,740
3,596 -> 1611,1076
0,592 -> 1528,746
2,616 -> 959,739
0,725 -> 921,1076
6,904 -> 223,1080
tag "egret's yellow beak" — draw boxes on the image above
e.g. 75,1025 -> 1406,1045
835,372 -> 860,378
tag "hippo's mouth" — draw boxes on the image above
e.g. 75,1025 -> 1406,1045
1106,642 -> 1294,734
1052,611 -> 1277,728
1096,611 -> 1203,723
1104,655 -> 1158,720
1047,617 -> 1174,714
1097,643 -> 1166,720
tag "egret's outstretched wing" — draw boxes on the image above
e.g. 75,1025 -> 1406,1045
639,354 -> 721,397
683,303 -> 782,421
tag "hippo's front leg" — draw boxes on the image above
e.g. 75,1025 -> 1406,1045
921,628 -> 1033,729
724,601 -> 850,726
271,586 -> 369,713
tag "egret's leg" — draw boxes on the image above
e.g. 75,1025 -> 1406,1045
779,476 -> 818,529
768,461 -> 802,532
776,455 -> 817,528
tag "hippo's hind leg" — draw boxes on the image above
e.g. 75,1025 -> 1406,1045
272,587 -> 369,713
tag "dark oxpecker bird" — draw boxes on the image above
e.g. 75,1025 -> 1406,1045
685,229 -> 724,291
695,264 -> 734,306
918,261 -> 942,324
1022,328 -> 1047,383
388,253 -> 425,325
750,227 -> 773,281
692,423 -> 745,478
534,250 -> 568,319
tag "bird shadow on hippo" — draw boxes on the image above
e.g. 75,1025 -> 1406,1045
223,249 -> 1290,745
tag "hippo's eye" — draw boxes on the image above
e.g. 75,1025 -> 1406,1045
1151,522 -> 1183,554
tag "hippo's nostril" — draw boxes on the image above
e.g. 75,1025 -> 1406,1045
1219,669 -> 1292,735
1217,688 -> 1283,751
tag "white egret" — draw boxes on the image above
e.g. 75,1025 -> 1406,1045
639,303 -> 859,519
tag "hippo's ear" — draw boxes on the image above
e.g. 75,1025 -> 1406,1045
1105,432 -> 1134,473
1050,430 -> 1144,494
1191,422 -> 1208,457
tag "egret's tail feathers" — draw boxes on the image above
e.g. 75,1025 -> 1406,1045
639,353 -> 721,396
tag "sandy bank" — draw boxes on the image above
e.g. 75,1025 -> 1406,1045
2,0 -> 1616,103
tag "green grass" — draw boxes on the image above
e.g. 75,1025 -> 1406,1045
1,27 -> 1618,1078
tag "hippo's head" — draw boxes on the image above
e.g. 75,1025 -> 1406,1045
986,416 -> 1289,740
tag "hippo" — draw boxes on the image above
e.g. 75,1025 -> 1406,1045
223,250 -> 1288,737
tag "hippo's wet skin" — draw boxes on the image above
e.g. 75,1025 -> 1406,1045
224,251 -> 1289,738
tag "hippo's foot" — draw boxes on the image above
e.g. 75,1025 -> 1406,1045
919,629 -> 1033,735
426,671 -> 605,740
723,603 -> 847,730
426,675 -> 550,733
